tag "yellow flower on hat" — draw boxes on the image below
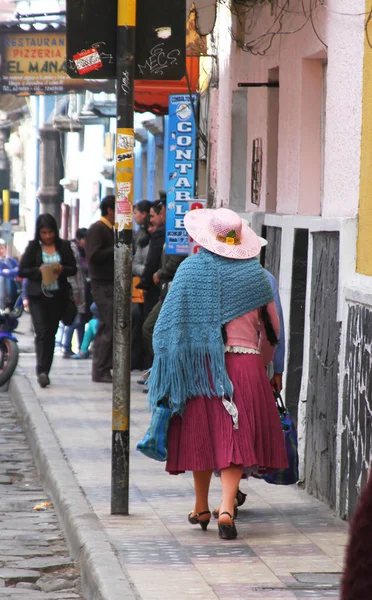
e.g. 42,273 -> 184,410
226,237 -> 235,245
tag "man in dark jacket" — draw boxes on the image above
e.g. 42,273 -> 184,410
136,199 -> 165,318
86,196 -> 115,383
133,199 -> 152,254
142,249 -> 186,365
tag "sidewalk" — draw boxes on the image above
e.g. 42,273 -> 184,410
10,320 -> 348,600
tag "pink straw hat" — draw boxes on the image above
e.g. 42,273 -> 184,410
184,207 -> 266,259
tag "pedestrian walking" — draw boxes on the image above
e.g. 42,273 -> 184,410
85,196 -> 115,383
61,228 -> 88,357
213,263 -> 287,518
18,214 -> 77,388
145,208 -> 288,540
264,268 -> 285,394
133,200 -> 152,254
135,199 -> 166,381
0,238 -> 19,310
132,213 -> 152,371
136,199 -> 165,318
72,302 -> 99,359
141,240 -> 186,378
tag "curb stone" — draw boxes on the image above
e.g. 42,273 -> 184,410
9,373 -> 139,600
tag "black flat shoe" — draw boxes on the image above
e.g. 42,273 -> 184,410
38,373 -> 50,388
236,488 -> 247,507
188,510 -> 211,531
218,511 -> 238,540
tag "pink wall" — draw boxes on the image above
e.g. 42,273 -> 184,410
210,0 -> 365,218
299,59 -> 323,216
209,1 -> 233,207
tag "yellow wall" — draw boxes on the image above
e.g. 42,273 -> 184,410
357,3 -> 372,274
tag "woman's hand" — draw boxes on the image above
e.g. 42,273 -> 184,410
52,264 -> 63,276
270,373 -> 283,393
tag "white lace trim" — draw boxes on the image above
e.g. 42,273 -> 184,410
225,345 -> 260,355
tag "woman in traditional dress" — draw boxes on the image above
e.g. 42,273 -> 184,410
146,208 -> 288,540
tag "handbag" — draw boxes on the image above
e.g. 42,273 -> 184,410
132,276 -> 144,304
264,393 -> 299,485
137,400 -> 172,462
61,285 -> 78,326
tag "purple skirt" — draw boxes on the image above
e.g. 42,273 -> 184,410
166,353 -> 288,474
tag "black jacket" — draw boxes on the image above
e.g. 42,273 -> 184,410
19,239 -> 77,298
86,221 -> 114,283
137,225 -> 165,291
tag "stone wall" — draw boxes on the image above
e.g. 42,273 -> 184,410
340,303 -> 372,519
285,229 -> 309,425
262,225 -> 281,283
305,232 -> 341,510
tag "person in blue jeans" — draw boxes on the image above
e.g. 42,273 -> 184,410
264,269 -> 285,394
61,228 -> 88,357
0,238 -> 20,310
72,303 -> 99,359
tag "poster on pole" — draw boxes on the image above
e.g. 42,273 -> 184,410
165,94 -> 198,255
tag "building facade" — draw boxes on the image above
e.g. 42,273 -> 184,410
209,0 -> 370,518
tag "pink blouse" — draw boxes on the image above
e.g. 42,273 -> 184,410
225,301 -> 280,366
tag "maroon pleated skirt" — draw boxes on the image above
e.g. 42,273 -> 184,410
166,352 -> 288,474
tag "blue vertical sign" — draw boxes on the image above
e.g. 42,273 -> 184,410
165,94 -> 198,255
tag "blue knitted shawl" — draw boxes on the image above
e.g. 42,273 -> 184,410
148,249 -> 273,415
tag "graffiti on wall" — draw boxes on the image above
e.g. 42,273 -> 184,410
341,304 -> 372,519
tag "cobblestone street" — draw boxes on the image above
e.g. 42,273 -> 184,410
0,392 -> 84,600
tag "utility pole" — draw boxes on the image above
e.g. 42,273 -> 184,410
111,0 -> 136,515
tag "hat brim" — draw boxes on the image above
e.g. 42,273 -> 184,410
184,209 -> 263,259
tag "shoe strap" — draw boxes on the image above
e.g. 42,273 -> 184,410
219,511 -> 233,519
193,510 -> 211,518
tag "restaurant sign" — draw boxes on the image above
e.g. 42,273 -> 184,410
0,29 -> 111,95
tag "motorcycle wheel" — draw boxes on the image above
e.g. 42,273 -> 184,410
12,303 -> 24,319
0,338 -> 19,387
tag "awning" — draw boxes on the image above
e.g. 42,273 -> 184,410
134,57 -> 199,115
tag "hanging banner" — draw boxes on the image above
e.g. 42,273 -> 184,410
165,93 -> 198,255
66,0 -> 186,81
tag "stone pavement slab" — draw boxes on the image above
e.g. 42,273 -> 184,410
9,345 -> 349,600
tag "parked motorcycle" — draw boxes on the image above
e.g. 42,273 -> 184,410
0,290 -> 23,387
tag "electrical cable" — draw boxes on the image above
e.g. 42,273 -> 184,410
231,0 -> 313,55
309,0 -> 328,48
318,1 -> 370,17
365,5 -> 372,49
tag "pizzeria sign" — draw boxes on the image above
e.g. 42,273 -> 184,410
0,28 -> 111,95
